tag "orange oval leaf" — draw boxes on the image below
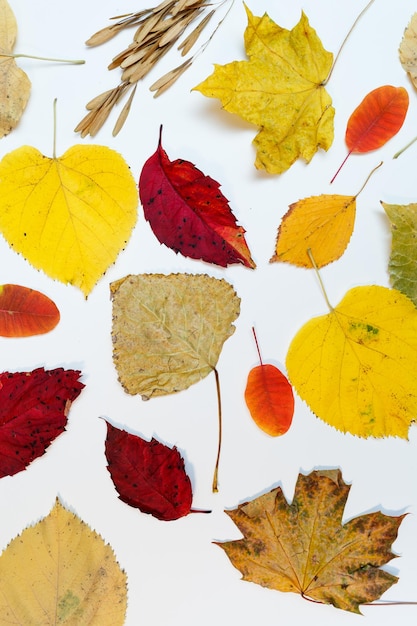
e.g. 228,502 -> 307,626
0,284 -> 60,337
346,85 -> 409,153
245,364 -> 294,436
331,85 -> 409,182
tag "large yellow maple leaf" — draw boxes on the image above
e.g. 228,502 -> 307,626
0,144 -> 138,296
194,5 -> 334,174
286,285 -> 417,438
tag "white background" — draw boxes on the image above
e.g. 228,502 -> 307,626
1,0 -> 416,624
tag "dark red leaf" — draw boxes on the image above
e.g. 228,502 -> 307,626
139,126 -> 255,269
105,421 -> 193,521
0,283 -> 60,337
0,367 -> 84,478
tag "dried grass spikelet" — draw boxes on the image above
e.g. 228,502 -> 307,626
75,0 -> 234,137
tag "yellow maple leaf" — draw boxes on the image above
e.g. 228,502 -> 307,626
0,144 -> 138,296
0,498 -> 127,625
271,194 -> 356,267
0,0 -> 31,137
286,285 -> 417,438
218,470 -> 404,614
193,5 -> 334,174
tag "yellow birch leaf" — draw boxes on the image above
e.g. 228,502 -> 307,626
0,0 -> 31,137
193,6 -> 334,174
0,498 -> 127,625
271,194 -> 356,268
0,144 -> 138,296
218,469 -> 404,614
286,285 -> 417,438
111,273 -> 240,398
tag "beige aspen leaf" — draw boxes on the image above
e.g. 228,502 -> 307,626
271,194 -> 356,268
0,498 -> 127,625
0,144 -> 138,296
0,0 -> 31,137
194,6 -> 334,174
218,469 -> 404,614
383,201 -> 417,306
399,13 -> 417,88
286,285 -> 417,438
111,273 -> 240,399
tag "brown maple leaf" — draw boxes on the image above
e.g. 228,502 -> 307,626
217,470 -> 405,613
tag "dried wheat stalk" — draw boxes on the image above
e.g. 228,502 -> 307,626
75,0 -> 233,137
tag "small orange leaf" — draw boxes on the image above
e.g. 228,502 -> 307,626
0,284 -> 60,337
245,364 -> 294,436
244,328 -> 294,436
331,85 -> 409,182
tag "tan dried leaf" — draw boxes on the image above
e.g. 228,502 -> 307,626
399,12 -> 417,87
111,273 -> 240,398
0,0 -> 31,137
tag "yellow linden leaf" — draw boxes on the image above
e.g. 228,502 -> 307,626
0,144 -> 138,296
0,498 -> 127,625
271,194 -> 356,268
0,0 -> 31,137
193,5 -> 334,174
286,285 -> 417,438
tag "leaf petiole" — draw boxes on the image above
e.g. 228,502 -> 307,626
307,248 -> 333,312
3,53 -> 85,64
212,367 -> 222,493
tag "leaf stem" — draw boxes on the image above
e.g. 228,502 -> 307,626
329,150 -> 352,184
324,0 -> 376,85
212,367 -> 222,493
53,98 -> 57,159
307,248 -> 333,312
393,135 -> 417,159
251,326 -> 263,366
354,161 -> 383,198
3,53 -> 85,64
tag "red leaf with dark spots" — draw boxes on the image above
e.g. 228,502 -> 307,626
105,421 -> 193,521
331,85 -> 409,182
139,126 -> 255,269
0,367 -> 84,478
0,284 -> 60,337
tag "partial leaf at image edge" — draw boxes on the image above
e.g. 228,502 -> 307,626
286,285 -> 417,438
0,498 -> 127,624
0,144 -> 138,296
194,5 -> 334,174
383,201 -> 417,307
0,0 -> 31,138
217,469 -> 404,614
0,367 -> 84,478
0,283 -> 60,336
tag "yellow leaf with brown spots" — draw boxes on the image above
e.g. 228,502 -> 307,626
218,470 -> 404,614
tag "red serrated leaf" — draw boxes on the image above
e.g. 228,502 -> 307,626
245,364 -> 294,436
139,126 -> 255,268
331,85 -> 409,182
0,367 -> 84,478
0,284 -> 60,337
105,421 -> 193,521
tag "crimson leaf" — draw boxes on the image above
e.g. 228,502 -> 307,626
139,126 -> 255,268
0,367 -> 84,477
105,421 -> 193,521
